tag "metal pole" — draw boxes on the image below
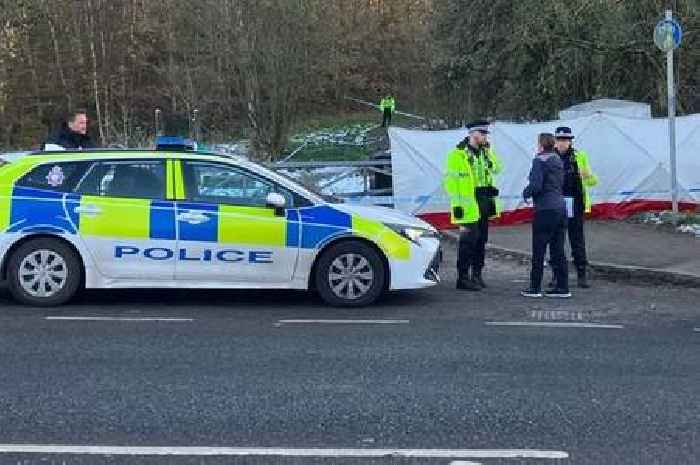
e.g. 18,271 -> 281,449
193,109 -> 200,141
154,108 -> 162,137
188,110 -> 192,138
666,9 -> 679,225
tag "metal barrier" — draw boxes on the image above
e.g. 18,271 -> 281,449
267,159 -> 394,207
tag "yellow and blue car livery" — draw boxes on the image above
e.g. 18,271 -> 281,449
0,150 -> 440,305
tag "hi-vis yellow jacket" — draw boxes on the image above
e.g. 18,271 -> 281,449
574,149 -> 598,213
379,97 -> 395,113
443,147 -> 480,224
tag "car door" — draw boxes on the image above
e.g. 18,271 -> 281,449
7,160 -> 92,236
74,159 -> 177,281
174,160 -> 298,284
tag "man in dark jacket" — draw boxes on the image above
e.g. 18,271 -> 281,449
521,133 -> 570,299
44,110 -> 96,150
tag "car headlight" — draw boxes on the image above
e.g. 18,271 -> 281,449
384,223 -> 440,245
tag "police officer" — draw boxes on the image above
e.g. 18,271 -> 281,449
553,126 -> 598,288
469,121 -> 502,288
443,121 -> 501,290
379,94 -> 395,127
444,135 -> 480,290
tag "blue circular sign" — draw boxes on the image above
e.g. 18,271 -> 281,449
654,18 -> 683,51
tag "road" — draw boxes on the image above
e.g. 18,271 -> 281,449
0,242 -> 698,465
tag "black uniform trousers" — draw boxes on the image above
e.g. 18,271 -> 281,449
456,223 -> 479,276
474,197 -> 492,271
531,209 -> 568,291
382,109 -> 392,127
567,213 -> 587,270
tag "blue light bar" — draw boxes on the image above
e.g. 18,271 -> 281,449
156,136 -> 197,151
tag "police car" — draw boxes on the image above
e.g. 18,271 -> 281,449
0,143 -> 440,307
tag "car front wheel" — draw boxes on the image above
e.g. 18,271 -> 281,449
314,240 -> 387,307
7,238 -> 82,306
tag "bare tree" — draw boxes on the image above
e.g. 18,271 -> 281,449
1,0 -> 699,151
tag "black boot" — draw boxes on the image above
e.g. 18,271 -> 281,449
456,271 -> 468,290
457,271 -> 481,291
472,268 -> 486,289
577,267 -> 591,289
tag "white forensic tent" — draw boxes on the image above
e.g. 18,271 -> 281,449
389,112 -> 700,229
559,99 -> 652,119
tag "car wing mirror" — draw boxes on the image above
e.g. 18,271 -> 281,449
266,192 -> 287,215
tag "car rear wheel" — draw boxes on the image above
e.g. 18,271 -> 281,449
314,240 -> 386,307
7,238 -> 82,306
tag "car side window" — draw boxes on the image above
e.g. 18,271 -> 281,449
16,161 -> 91,193
75,160 -> 166,200
182,161 -> 300,208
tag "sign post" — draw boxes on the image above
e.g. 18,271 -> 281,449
654,10 -> 683,225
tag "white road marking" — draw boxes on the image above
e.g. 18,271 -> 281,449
530,310 -> 584,321
277,319 -> 410,325
450,461 -> 483,465
486,321 -> 623,329
694,328 -> 700,333
45,317 -> 193,322
0,445 -> 569,459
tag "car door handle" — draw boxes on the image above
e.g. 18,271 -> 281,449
177,212 -> 210,224
74,205 -> 102,217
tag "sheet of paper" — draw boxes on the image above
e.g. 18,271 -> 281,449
565,196 -> 575,218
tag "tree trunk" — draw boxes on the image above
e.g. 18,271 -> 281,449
87,0 -> 105,146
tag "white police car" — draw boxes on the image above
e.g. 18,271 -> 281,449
0,143 -> 440,307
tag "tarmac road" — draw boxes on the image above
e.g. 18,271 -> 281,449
0,241 -> 698,465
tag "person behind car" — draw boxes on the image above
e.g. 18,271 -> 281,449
43,109 -> 96,150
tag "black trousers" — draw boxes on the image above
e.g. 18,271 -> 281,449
475,215 -> 489,270
474,197 -> 493,271
531,209 -> 568,291
567,213 -> 587,270
457,223 -> 480,276
382,109 -> 392,127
